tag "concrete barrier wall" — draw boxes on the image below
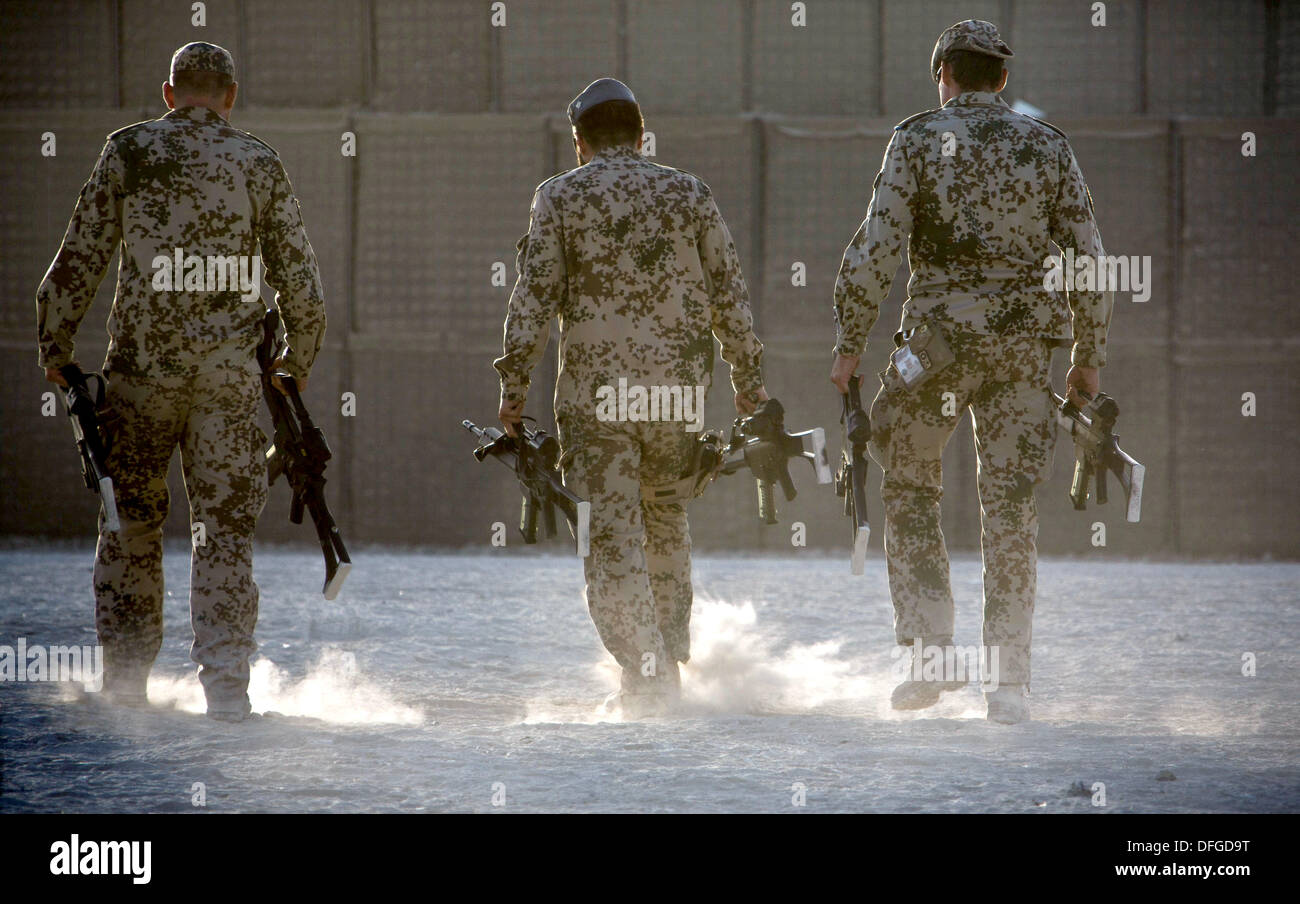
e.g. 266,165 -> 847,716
0,1 -> 1295,558
2,1 -> 1285,117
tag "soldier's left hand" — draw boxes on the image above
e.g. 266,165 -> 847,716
830,354 -> 861,394
270,356 -> 308,395
499,397 -> 525,437
44,367 -> 68,388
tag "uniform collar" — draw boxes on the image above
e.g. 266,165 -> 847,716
163,105 -> 229,125
943,90 -> 1008,108
590,144 -> 642,163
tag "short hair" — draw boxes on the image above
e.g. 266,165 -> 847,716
574,100 -> 644,152
171,70 -> 233,98
941,50 -> 1005,91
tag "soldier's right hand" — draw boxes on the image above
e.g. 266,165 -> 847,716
830,353 -> 860,394
499,397 -> 525,437
1065,365 -> 1100,408
44,366 -> 68,388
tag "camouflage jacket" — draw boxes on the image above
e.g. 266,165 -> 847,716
37,105 -> 326,380
834,91 -> 1113,368
493,145 -> 764,420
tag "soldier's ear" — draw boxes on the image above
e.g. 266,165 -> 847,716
573,132 -> 592,164
225,82 -> 238,111
163,81 -> 175,110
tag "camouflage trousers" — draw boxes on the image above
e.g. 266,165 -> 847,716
94,366 -> 267,715
867,328 -> 1056,686
558,414 -> 696,698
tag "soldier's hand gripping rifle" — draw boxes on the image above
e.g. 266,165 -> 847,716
257,310 -> 351,599
833,378 -> 871,574
717,398 -> 832,524
463,418 -> 591,557
58,363 -> 121,532
1052,390 -> 1145,523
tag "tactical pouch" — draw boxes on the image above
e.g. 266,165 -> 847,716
887,315 -> 955,391
641,430 -> 726,505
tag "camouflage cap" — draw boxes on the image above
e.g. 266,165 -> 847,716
931,19 -> 1013,83
170,41 -> 235,81
567,78 -> 637,124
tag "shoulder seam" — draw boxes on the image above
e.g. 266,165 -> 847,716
106,119 -> 153,141
231,127 -> 279,156
534,169 -> 573,193
894,107 -> 944,131
1020,113 -> 1069,140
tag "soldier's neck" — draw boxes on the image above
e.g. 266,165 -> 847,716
946,89 -> 1002,106
590,144 -> 641,161
172,101 -> 231,121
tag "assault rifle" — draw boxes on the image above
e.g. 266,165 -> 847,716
257,310 -> 351,599
833,378 -> 871,574
58,363 -> 121,532
1053,390 -> 1144,523
717,398 -> 832,524
463,418 -> 591,557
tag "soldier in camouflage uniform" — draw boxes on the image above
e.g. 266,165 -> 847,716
37,42 -> 327,721
494,79 -> 766,717
829,21 -> 1113,723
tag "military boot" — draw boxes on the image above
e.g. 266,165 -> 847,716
984,684 -> 1029,724
607,658 -> 681,719
890,636 -> 968,711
